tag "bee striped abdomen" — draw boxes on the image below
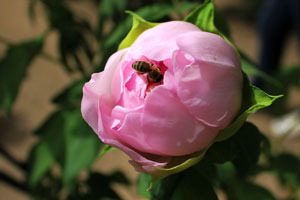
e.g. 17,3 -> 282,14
132,61 -> 153,74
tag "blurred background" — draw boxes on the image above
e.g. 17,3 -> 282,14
0,0 -> 299,199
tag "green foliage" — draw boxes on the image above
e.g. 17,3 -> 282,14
216,163 -> 276,200
28,143 -> 55,187
29,108 -> 101,188
269,154 -> 300,191
184,0 -> 236,53
40,0 -> 93,73
118,11 -> 158,50
99,144 -> 117,159
261,65 -> 300,115
138,169 -> 218,200
0,36 -> 44,112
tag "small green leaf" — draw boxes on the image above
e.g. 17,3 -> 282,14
99,144 -> 117,159
0,37 -> 43,112
32,108 -> 101,188
118,11 -> 159,50
148,149 -> 207,181
206,122 -> 268,176
184,0 -> 217,34
205,135 -> 238,164
231,123 -> 265,176
184,0 -> 236,53
41,0 -> 93,73
215,74 -> 282,142
62,109 -> 101,188
270,154 -> 300,189
146,168 -> 217,200
233,181 -> 276,200
28,143 -> 55,187
171,169 -> 218,200
99,0 -> 126,17
217,162 -> 276,200
137,174 -> 152,198
104,4 -> 174,51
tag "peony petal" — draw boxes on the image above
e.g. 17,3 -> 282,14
81,73 -> 103,134
102,138 -> 170,173
128,21 -> 201,61
82,48 -> 128,135
176,31 -> 241,69
115,111 -> 163,154
141,86 -> 218,156
98,102 -> 171,172
177,60 -> 242,129
101,48 -> 128,105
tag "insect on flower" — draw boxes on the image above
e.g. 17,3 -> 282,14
132,61 -> 163,83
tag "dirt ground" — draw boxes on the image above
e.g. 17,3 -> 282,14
0,0 -> 299,200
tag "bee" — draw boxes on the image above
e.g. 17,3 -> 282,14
132,61 -> 163,83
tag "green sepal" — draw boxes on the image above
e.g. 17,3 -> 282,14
118,11 -> 159,50
215,74 -> 283,142
144,149 -> 210,189
184,0 -> 237,54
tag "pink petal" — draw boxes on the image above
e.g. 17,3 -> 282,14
81,73 -> 103,134
177,59 -> 242,129
128,21 -> 201,61
176,31 -> 241,69
81,49 -> 127,134
174,31 -> 243,129
141,86 -> 218,156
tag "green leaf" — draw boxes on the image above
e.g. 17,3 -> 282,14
144,168 -> 217,200
148,149 -> 207,181
270,154 -> 300,189
41,0 -> 93,73
216,163 -> 276,200
62,109 -> 101,187
171,170 -> 218,200
205,135 -> 238,164
231,123 -> 265,176
118,11 -> 159,50
99,0 -> 127,17
213,7 -> 231,38
216,162 -> 236,184
0,37 -> 43,112
28,143 -> 55,187
215,74 -> 282,142
31,108 -> 101,188
206,122 -> 268,176
103,4 -> 174,51
233,181 -> 276,200
184,0 -> 236,52
99,144 -> 117,159
137,174 -> 152,199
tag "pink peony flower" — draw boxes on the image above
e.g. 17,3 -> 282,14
81,21 -> 243,177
